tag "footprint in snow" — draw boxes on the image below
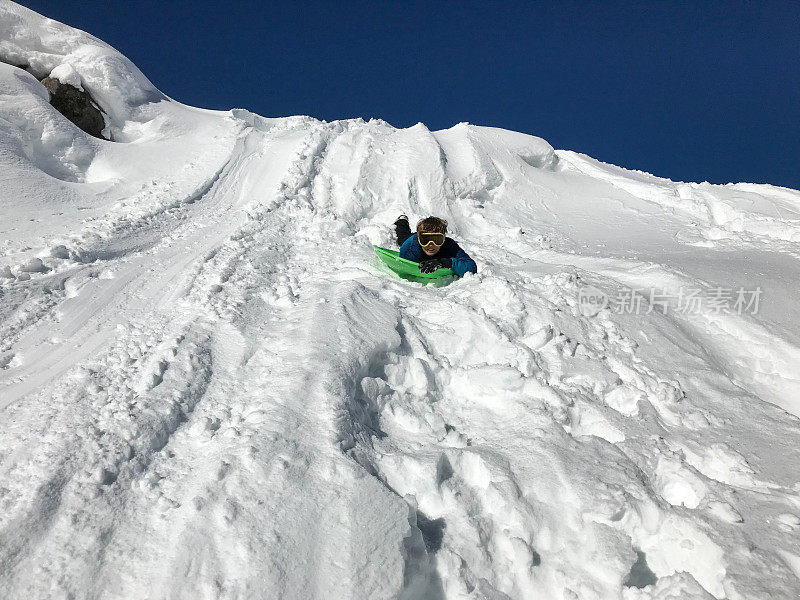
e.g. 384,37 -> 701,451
0,353 -> 14,369
706,500 -> 743,523
652,455 -> 708,509
777,513 -> 800,531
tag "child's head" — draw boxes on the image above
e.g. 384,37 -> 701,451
417,217 -> 447,256
416,216 -> 447,235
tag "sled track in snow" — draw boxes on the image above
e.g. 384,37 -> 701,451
0,120 -> 354,595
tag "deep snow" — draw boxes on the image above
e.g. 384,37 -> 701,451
2,2 -> 800,599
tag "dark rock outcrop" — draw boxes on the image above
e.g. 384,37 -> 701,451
40,76 -> 107,139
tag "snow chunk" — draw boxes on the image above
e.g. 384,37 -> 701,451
20,257 -> 48,273
49,63 -> 83,90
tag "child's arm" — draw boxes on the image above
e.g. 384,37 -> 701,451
399,235 -> 422,261
450,251 -> 477,277
449,242 -> 477,276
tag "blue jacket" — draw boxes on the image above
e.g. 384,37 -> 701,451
400,234 -> 477,277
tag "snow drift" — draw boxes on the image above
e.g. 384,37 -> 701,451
1,2 -> 800,599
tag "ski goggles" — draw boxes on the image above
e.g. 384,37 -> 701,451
418,232 -> 445,247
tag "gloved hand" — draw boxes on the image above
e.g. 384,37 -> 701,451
419,257 -> 451,273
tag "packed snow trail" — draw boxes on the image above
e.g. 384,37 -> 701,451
2,3 -> 800,599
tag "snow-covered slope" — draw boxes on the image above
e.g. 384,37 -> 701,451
2,2 -> 800,599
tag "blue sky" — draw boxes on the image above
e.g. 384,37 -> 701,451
22,0 -> 800,189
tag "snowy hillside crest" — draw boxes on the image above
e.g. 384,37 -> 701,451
2,2 -> 800,599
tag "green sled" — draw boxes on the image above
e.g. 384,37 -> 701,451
373,245 -> 455,283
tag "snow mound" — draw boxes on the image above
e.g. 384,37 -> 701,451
0,0 -> 185,141
0,61 -> 96,181
2,3 -> 800,600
